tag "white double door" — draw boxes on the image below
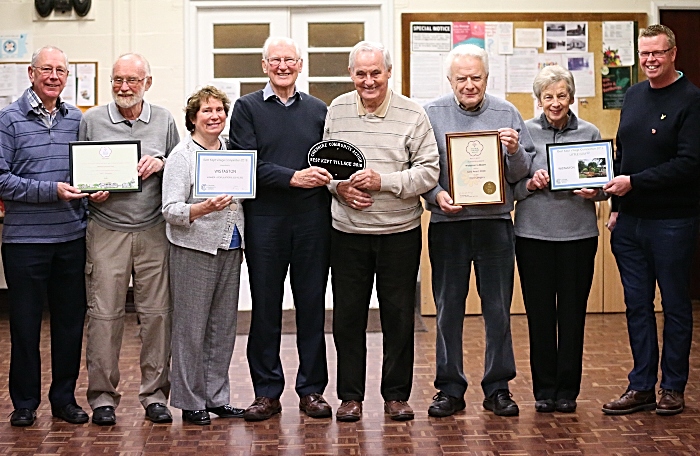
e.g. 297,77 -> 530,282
194,5 -> 383,310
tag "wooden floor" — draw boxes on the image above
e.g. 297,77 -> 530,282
1,309 -> 699,455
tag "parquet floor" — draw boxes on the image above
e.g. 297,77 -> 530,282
1,308 -> 699,455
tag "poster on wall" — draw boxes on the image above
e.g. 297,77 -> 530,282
602,66 -> 632,109
602,21 -> 635,67
0,33 -> 30,61
545,22 -> 588,53
453,22 -> 486,48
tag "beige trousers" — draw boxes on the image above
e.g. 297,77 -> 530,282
85,219 -> 172,410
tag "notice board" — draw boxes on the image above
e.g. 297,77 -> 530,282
401,13 -> 647,140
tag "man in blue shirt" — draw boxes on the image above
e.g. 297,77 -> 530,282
0,45 -> 89,427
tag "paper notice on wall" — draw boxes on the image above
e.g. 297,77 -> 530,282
507,48 -> 538,93
75,63 -> 96,106
603,21 -> 635,66
487,54 -> 507,99
545,22 -> 588,53
0,64 -> 16,96
411,23 -> 452,52
566,53 -> 595,98
60,64 -> 77,106
496,22 -> 513,54
515,28 -> 542,48
410,52 -> 450,104
535,53 -> 564,70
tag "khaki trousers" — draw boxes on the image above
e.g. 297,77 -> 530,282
85,219 -> 172,410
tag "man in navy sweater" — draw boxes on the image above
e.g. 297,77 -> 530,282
603,25 -> 700,416
229,36 -> 333,421
0,46 -> 89,426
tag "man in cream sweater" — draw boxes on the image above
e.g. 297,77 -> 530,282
324,41 -> 439,423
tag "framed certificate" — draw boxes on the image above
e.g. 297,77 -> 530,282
547,139 -> 614,191
194,150 -> 257,199
69,140 -> 141,192
446,131 -> 505,206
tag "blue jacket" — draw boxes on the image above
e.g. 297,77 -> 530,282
0,89 -> 86,243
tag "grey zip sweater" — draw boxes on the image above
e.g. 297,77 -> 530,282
513,112 -> 606,241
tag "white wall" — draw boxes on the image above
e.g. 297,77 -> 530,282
0,0 -> 186,133
2,0 -> 698,132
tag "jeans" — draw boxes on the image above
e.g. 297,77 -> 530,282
611,213 -> 699,392
429,219 -> 516,398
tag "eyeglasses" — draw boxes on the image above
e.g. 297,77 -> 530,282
638,48 -> 673,59
266,57 -> 300,68
33,66 -> 68,77
111,77 -> 147,88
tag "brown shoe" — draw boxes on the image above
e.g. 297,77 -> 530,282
243,397 -> 282,422
384,400 -> 414,421
602,389 -> 656,415
336,400 -> 362,422
657,389 -> 684,416
299,393 -> 332,418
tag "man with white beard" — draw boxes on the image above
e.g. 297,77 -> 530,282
78,53 -> 180,426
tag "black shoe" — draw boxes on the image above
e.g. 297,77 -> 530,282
52,403 -> 89,424
483,389 -> 519,416
10,408 -> 36,427
535,399 -> 555,413
146,403 -> 173,423
555,399 -> 577,413
182,409 -> 211,425
206,404 -> 245,418
428,391 -> 466,417
92,406 -> 116,426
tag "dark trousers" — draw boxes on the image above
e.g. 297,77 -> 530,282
1,238 -> 86,410
611,213 -> 699,392
245,207 -> 330,399
515,236 -> 597,401
429,219 -> 516,398
331,227 -> 421,402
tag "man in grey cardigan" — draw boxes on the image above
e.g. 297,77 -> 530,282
79,53 -> 179,426
423,44 -> 535,418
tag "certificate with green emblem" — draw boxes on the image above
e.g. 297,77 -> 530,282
446,131 -> 505,205
69,140 -> 141,192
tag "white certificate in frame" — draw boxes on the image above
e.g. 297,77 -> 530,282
547,139 -> 614,191
446,131 -> 505,206
69,140 -> 141,192
194,150 -> 257,199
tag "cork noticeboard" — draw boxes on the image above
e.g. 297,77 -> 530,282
401,13 -> 648,140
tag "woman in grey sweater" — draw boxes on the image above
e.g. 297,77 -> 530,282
162,86 -> 245,425
513,66 -> 607,414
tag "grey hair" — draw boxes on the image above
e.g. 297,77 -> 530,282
532,65 -> 576,100
31,46 -> 68,68
444,44 -> 489,78
348,41 -> 392,71
113,53 -> 152,77
262,36 -> 301,60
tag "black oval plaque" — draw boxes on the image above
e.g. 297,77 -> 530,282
307,140 -> 366,180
